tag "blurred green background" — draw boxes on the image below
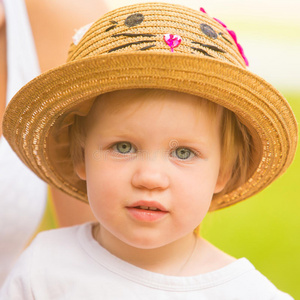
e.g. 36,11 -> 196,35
38,1 -> 299,298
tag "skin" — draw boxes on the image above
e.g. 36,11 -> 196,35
0,0 -> 109,227
76,91 -> 235,276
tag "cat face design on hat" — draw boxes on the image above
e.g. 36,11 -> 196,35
69,6 -> 246,67
106,12 -> 231,58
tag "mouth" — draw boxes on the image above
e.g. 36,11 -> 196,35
126,201 -> 168,222
128,201 -> 167,212
134,206 -> 162,211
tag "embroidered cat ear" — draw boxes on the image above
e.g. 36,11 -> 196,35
73,23 -> 93,45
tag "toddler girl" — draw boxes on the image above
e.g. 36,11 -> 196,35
1,3 -> 297,299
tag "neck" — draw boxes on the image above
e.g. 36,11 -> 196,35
92,223 -> 198,276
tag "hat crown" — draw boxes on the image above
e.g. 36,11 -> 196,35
67,2 -> 246,68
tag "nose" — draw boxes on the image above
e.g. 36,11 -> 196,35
131,156 -> 170,191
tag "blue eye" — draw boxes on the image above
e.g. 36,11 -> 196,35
171,147 -> 195,160
114,142 -> 133,154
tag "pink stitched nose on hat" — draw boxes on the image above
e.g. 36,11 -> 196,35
164,34 -> 182,52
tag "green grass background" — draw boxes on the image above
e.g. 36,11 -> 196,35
39,92 -> 299,298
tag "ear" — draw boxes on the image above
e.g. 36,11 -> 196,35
214,170 -> 231,194
75,162 -> 87,180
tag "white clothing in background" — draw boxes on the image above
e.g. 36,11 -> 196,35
0,223 -> 293,299
0,0 -> 47,286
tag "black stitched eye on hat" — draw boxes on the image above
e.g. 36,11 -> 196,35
200,24 -> 218,39
125,13 -> 144,27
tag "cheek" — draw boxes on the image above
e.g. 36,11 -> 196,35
180,161 -> 220,196
87,174 -> 121,227
172,162 -> 219,222
84,157 -> 131,216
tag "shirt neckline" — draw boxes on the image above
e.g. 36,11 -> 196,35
78,222 -> 255,291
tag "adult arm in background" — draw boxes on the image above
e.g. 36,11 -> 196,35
25,0 -> 110,227
0,0 -> 108,230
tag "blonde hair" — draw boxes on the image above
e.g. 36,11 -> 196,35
70,89 -> 252,197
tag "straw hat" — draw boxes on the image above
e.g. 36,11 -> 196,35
2,2 -> 297,211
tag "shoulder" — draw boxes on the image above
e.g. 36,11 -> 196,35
192,239 -> 294,299
32,222 -> 86,245
29,223 -> 93,266
3,223 -> 90,268
27,222 -> 94,260
235,264 -> 294,299
220,259 -> 293,299
0,223 -> 93,299
205,257 -> 293,299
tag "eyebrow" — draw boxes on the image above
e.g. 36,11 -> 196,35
111,132 -> 208,147
168,138 -> 209,147
97,129 -> 206,142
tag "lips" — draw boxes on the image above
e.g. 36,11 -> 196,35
128,200 -> 167,211
134,206 -> 161,211
126,201 -> 168,222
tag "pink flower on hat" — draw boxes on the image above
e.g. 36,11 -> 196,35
200,8 -> 249,66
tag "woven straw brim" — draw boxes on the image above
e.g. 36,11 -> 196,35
3,52 -> 298,211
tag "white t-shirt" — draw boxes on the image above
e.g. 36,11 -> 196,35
0,223 -> 293,299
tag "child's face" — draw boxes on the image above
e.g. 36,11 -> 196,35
76,91 -> 226,249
